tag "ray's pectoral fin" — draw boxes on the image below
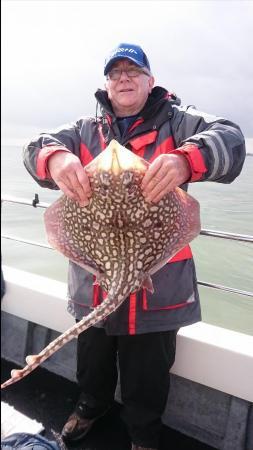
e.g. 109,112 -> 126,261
44,196 -> 101,277
147,189 -> 200,277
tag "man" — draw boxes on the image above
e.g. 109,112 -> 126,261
23,43 -> 245,450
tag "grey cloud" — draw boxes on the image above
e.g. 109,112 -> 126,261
2,1 -> 253,137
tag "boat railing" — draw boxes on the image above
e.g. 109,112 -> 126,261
1,194 -> 253,298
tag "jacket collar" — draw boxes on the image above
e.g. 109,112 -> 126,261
94,86 -> 181,121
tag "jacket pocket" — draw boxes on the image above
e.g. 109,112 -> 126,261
142,259 -> 196,311
68,261 -> 94,308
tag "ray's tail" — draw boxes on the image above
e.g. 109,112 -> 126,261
1,291 -> 125,389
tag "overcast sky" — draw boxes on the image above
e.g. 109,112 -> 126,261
2,0 -> 253,140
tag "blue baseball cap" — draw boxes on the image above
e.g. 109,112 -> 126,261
104,43 -> 151,76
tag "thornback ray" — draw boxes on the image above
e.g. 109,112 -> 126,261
1,139 -> 201,389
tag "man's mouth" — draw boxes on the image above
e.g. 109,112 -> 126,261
119,89 -> 134,93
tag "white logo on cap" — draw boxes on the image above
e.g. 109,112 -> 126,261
112,48 -> 138,57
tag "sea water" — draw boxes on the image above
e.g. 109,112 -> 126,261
1,142 -> 253,335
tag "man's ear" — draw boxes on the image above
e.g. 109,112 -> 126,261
148,76 -> 155,94
104,80 -> 109,92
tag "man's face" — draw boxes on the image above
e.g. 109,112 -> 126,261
105,59 -> 155,117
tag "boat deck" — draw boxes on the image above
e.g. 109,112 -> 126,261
1,359 -> 217,450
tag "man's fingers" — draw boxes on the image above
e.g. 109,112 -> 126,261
142,165 -> 170,195
76,167 -> 92,197
141,158 -> 163,189
47,152 -> 93,207
141,154 -> 191,203
57,179 -> 90,207
143,176 -> 172,202
68,171 -> 91,203
56,180 -> 79,201
148,181 -> 175,203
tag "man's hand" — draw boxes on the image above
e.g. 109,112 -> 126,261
47,151 -> 92,206
141,154 -> 191,203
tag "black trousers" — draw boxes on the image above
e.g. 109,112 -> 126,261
76,326 -> 177,447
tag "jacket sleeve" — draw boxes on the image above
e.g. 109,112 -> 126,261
171,105 -> 246,183
23,120 -> 82,190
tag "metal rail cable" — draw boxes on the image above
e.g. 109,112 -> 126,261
2,194 -> 253,298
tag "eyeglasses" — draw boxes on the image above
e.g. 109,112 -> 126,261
107,67 -> 150,80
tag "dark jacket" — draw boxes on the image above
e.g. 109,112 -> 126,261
23,86 -> 246,335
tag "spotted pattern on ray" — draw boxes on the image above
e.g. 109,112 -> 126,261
1,140 -> 200,389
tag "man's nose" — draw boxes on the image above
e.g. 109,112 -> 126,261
119,70 -> 130,81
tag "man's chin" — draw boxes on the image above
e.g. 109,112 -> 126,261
117,98 -> 137,108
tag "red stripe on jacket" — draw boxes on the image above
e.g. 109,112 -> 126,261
36,146 -> 70,179
98,124 -> 107,150
130,131 -> 158,151
93,281 -> 101,307
172,144 -> 207,182
80,142 -> 94,166
149,136 -> 175,162
93,285 -> 137,335
142,289 -> 192,311
129,118 -> 144,133
128,293 -> 137,335
169,246 -> 193,263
